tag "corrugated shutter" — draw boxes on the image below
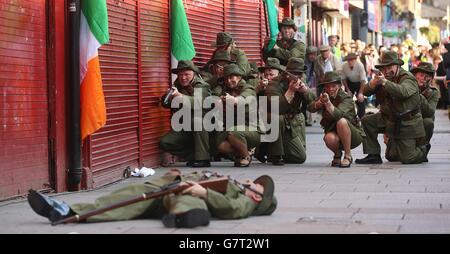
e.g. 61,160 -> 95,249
139,0 -> 171,166
0,0 -> 50,198
185,0 -> 225,67
225,0 -> 267,65
91,0 -> 140,187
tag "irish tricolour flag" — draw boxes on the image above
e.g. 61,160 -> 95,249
171,0 -> 195,82
80,0 -> 109,140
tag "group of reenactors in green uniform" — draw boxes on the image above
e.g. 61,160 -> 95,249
27,18 -> 439,229
160,17 -> 438,168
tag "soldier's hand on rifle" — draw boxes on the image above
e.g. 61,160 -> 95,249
288,78 -> 301,92
370,70 -> 386,88
171,87 -> 181,97
257,78 -> 269,92
319,92 -> 330,104
181,181 -> 207,199
298,80 -> 308,94
224,93 -> 238,105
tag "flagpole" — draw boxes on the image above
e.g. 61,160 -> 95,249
68,0 -> 82,190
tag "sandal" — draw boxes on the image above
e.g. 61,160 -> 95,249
340,155 -> 353,168
234,155 -> 252,167
331,153 -> 342,167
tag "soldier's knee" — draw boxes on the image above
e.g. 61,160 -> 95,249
287,152 -> 306,164
399,153 -> 422,164
336,118 -> 348,128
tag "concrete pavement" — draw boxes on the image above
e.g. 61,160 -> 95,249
1,109 -> 449,234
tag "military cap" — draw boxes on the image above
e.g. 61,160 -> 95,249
252,175 -> 277,216
258,57 -> 286,72
318,71 -> 342,86
171,60 -> 200,74
278,17 -> 297,31
213,32 -> 234,47
285,57 -> 307,74
374,50 -> 404,68
223,63 -> 244,78
410,62 -> 435,75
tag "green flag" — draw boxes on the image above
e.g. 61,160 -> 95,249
171,0 -> 195,60
264,0 -> 279,52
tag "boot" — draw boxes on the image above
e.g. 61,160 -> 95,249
355,154 -> 382,164
162,209 -> 210,228
27,189 -> 73,223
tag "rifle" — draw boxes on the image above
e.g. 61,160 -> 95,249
283,70 -> 301,82
51,176 -> 229,226
161,86 -> 176,107
206,172 -> 264,197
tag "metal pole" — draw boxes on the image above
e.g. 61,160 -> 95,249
68,0 -> 82,190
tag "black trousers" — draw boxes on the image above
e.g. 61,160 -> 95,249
347,79 -> 366,119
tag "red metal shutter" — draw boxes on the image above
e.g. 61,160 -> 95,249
91,0 -> 140,187
225,0 -> 267,65
139,0 -> 171,166
185,0 -> 225,67
0,0 -> 50,199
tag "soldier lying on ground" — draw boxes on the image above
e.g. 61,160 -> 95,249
27,169 -> 277,228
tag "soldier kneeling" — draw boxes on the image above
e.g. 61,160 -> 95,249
309,72 -> 365,167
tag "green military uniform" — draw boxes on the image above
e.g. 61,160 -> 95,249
308,72 -> 364,150
357,51 -> 426,164
159,61 -> 211,162
212,64 -> 261,157
68,171 -> 277,224
411,62 -> 439,143
265,58 -> 316,164
263,18 -> 306,65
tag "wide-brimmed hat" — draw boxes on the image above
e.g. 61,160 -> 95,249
223,64 -> 244,78
252,175 -> 277,216
319,71 -> 342,86
171,60 -> 200,74
209,49 -> 235,65
212,32 -> 234,47
306,46 -> 318,54
258,57 -> 285,72
285,57 -> 307,74
278,17 -> 297,31
374,51 -> 404,68
410,62 -> 435,75
344,53 -> 358,61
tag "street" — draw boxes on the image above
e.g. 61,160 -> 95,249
0,110 -> 449,234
